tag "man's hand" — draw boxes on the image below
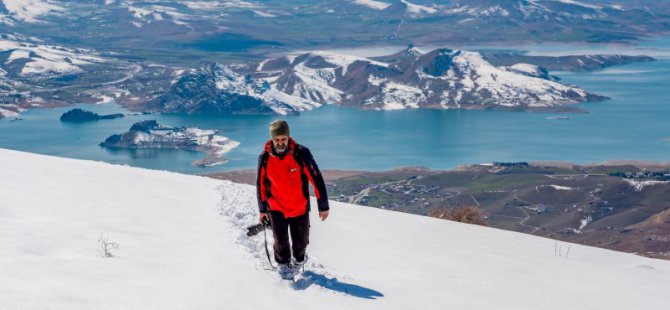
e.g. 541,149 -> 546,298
319,210 -> 329,221
259,212 -> 270,224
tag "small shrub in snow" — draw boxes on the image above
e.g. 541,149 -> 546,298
429,205 -> 486,226
98,233 -> 119,258
554,239 -> 571,258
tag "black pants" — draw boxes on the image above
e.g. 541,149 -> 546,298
269,210 -> 310,264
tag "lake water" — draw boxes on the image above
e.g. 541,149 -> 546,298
2,41 -> 670,174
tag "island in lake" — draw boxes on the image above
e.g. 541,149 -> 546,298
60,108 -> 125,122
100,120 -> 239,167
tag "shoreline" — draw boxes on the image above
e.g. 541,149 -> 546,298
205,169 -> 370,185
203,160 -> 670,184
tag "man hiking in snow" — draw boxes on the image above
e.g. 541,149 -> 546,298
256,120 -> 329,279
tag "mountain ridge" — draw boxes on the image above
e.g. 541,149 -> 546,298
146,47 -> 619,115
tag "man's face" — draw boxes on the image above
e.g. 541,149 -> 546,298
272,135 -> 289,153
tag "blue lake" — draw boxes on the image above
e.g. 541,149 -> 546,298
1,43 -> 670,174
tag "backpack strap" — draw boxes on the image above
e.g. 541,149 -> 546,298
292,144 -> 304,169
261,151 -> 269,169
256,151 -> 271,213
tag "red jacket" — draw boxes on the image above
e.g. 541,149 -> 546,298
256,138 -> 329,218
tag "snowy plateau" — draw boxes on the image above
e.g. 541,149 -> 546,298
1,148 -> 668,309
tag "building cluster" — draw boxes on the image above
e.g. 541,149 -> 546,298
608,170 -> 670,180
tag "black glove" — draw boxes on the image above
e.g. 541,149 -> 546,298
246,216 -> 271,237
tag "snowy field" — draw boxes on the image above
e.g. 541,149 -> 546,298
0,148 -> 668,309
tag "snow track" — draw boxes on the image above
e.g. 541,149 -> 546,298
216,181 -> 368,296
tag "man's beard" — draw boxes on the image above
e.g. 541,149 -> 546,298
275,145 -> 287,154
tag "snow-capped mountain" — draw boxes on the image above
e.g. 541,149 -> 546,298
151,47 -> 603,114
1,0 -> 667,56
0,0 -> 644,24
0,33 -> 116,118
0,0 -> 665,118
0,33 -> 104,78
0,0 -> 63,24
347,0 -> 630,18
500,63 -> 559,81
481,52 -> 655,72
147,63 -> 318,115
441,0 -> 616,19
380,0 -> 439,16
338,0 -> 666,44
348,0 -> 392,11
358,47 -> 601,109
123,3 -> 192,28
1,148 -> 668,309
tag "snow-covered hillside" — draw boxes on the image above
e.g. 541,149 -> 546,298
1,148 -> 668,309
346,0 -> 624,18
0,34 -> 104,77
0,0 -> 62,24
349,0 -> 391,11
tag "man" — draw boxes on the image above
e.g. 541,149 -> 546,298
256,120 -> 329,279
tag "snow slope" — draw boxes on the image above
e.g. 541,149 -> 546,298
349,0 -> 391,10
1,148 -> 668,309
0,34 -> 104,77
0,0 -> 62,23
